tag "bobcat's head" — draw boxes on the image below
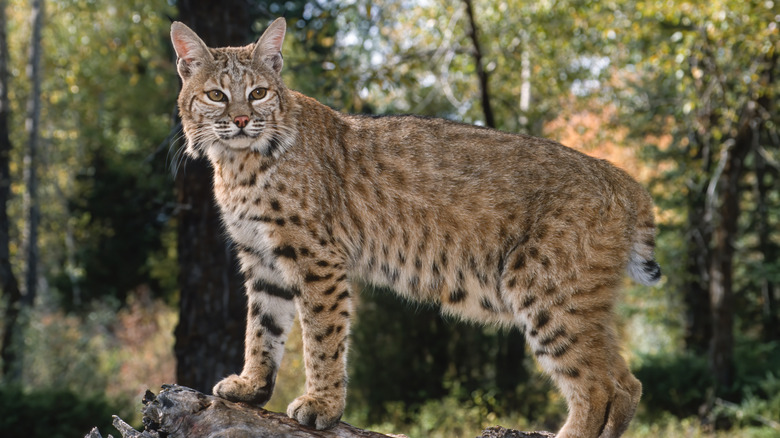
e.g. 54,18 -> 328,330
171,18 -> 294,159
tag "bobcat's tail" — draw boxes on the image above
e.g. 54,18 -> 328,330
626,213 -> 662,286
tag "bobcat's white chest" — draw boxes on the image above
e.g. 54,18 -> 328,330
225,209 -> 273,250
214,167 -> 289,277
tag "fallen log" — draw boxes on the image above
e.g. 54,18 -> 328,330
85,384 -> 555,438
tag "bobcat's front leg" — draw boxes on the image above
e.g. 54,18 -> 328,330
213,279 -> 296,405
287,270 -> 352,430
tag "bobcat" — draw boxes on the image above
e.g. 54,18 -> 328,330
171,17 -> 660,438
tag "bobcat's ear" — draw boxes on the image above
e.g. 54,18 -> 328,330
171,21 -> 211,79
253,18 -> 286,74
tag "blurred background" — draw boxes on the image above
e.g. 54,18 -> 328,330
0,0 -> 778,437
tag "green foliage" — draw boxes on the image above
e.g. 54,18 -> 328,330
299,0 -> 611,133
346,379 -> 566,438
0,292 -> 176,429
348,288 -> 451,416
58,146 -> 176,308
0,385 -> 126,438
634,352 -> 713,419
358,389 -> 523,438
730,340 -> 780,404
712,372 -> 780,433
348,285 -> 533,423
3,0 -> 179,309
607,0 -> 780,334
635,339 -> 780,430
626,414 -> 779,438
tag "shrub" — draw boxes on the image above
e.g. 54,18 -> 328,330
634,352 -> 713,419
0,385 -> 126,438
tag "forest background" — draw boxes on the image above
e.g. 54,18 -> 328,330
0,0 -> 778,437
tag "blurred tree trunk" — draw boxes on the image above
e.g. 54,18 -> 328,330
462,0 -> 494,128
494,328 -> 528,408
0,0 -> 22,380
706,136 -> 745,392
518,31 -> 531,129
173,0 -> 254,392
706,56 -> 774,391
683,183 -> 712,355
755,149 -> 778,342
753,55 -> 778,343
21,0 -> 43,307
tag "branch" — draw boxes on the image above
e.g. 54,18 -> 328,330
85,385 -> 556,438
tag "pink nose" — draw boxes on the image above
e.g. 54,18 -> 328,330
234,115 -> 249,129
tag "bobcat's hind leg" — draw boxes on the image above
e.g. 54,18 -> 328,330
502,245 -> 635,437
213,279 -> 297,406
600,350 -> 642,437
523,300 -> 621,438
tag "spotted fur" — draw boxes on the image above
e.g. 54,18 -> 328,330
171,18 -> 660,437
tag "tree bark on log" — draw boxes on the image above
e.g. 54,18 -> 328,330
85,385 -> 555,438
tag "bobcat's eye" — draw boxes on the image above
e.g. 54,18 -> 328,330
249,88 -> 268,101
206,90 -> 227,102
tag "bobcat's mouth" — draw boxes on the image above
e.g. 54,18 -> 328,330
209,123 -> 264,150
222,128 -> 260,140
219,132 -> 260,150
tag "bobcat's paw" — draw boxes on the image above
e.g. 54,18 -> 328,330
287,394 -> 343,430
212,373 -> 274,406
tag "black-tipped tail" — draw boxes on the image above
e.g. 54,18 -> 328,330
628,255 -> 662,286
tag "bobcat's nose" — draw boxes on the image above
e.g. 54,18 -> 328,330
233,115 -> 249,129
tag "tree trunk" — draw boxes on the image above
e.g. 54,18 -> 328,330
754,142 -> 778,342
683,186 -> 712,355
706,54 -> 774,392
518,32 -> 531,129
462,0 -> 495,128
707,106 -> 759,392
21,0 -> 43,306
494,328 -> 528,410
707,173 -> 737,392
753,56 -> 778,343
173,0 -> 255,393
0,0 -> 23,380
84,385 -> 555,438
